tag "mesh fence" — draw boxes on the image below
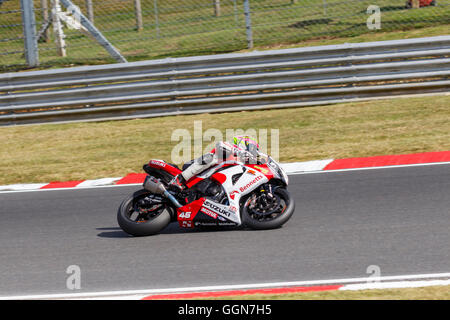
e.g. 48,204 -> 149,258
1,0 -> 449,72
0,0 -> 25,69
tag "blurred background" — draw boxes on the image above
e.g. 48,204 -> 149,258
1,0 -> 449,72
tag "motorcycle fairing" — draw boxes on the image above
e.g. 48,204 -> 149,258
176,197 -> 239,228
218,165 -> 269,225
176,163 -> 270,228
246,164 -> 275,180
147,159 -> 181,177
176,198 -> 204,228
184,163 -> 234,188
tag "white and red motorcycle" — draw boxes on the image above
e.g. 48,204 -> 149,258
117,154 -> 295,236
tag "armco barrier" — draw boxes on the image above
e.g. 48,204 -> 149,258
0,36 -> 449,126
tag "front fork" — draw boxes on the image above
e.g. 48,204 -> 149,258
258,183 -> 274,206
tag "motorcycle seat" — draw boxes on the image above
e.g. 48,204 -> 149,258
182,160 -> 194,171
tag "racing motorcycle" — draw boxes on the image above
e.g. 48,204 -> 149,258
117,153 -> 295,236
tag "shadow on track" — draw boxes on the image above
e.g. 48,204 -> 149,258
96,223 -> 248,238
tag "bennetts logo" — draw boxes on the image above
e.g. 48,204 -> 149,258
239,175 -> 263,193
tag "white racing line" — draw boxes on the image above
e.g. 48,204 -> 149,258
1,272 -> 449,300
289,161 -> 450,175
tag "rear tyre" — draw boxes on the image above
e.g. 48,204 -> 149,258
241,187 -> 295,230
117,189 -> 171,236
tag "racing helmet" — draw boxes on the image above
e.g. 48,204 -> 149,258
232,135 -> 259,157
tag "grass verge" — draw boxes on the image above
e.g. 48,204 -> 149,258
239,24 -> 450,53
197,285 -> 450,300
0,94 -> 449,185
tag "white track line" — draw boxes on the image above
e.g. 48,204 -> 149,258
1,272 -> 449,300
76,177 -> 122,187
289,161 -> 450,175
340,279 -> 450,291
0,182 -> 143,194
280,159 -> 334,173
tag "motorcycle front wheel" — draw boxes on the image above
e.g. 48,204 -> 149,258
241,187 -> 295,230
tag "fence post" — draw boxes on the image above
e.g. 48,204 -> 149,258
213,0 -> 221,17
85,0 -> 94,23
20,0 -> 40,67
40,0 -> 50,42
134,0 -> 143,31
51,0 -> 67,57
59,0 -> 127,63
243,0 -> 253,49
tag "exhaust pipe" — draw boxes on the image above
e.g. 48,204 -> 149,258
143,176 -> 182,208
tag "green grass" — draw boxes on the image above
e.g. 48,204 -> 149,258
0,0 -> 449,72
0,94 -> 449,185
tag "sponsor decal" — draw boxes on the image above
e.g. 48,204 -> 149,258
254,166 -> 269,174
229,190 -> 239,200
181,221 -> 192,228
195,222 -> 217,226
239,175 -> 263,193
194,221 -> 237,227
203,199 -> 234,219
218,222 -> 237,226
150,160 -> 166,167
200,208 -> 218,219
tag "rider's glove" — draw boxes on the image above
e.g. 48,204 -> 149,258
237,150 -> 257,164
257,153 -> 268,164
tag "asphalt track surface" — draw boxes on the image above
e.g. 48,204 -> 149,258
0,164 -> 449,297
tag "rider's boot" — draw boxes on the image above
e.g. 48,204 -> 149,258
168,174 -> 187,192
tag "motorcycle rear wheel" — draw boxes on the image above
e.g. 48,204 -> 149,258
117,189 -> 171,236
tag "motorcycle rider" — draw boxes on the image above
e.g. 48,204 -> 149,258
169,135 -> 265,191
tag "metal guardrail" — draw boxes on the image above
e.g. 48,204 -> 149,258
0,36 -> 449,126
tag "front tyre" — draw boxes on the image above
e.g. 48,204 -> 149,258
117,189 -> 171,236
241,187 -> 295,230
